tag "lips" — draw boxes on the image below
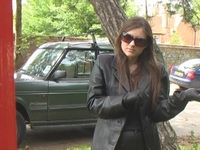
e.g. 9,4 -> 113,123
127,48 -> 135,52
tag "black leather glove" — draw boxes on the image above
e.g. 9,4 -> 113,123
122,90 -> 148,109
179,88 -> 200,101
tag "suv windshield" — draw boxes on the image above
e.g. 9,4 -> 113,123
21,48 -> 64,77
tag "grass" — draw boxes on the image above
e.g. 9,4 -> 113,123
18,130 -> 200,150
178,130 -> 200,150
68,145 -> 90,150
68,131 -> 200,150
180,146 -> 200,150
18,144 -> 200,150
67,145 -> 200,150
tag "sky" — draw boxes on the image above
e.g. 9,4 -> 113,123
135,0 -> 159,5
135,0 -> 161,16
12,0 -> 26,11
135,0 -> 172,5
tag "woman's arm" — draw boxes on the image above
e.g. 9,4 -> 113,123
152,64 -> 200,122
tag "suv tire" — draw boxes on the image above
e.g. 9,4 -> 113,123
17,111 -> 26,146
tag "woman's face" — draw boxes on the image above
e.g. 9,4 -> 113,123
121,28 -> 147,61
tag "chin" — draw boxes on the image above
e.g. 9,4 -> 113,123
126,53 -> 135,57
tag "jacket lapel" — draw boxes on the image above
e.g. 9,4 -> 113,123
138,74 -> 150,91
112,55 -> 131,92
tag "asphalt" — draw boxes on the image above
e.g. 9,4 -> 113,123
169,84 -> 200,136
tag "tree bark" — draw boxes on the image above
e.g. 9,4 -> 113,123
89,0 -> 127,46
89,0 -> 180,149
157,122 -> 180,150
15,0 -> 23,70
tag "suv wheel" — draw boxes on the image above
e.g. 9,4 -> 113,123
16,111 -> 26,146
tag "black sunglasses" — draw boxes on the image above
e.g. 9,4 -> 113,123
121,32 -> 147,47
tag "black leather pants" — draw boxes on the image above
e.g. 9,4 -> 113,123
115,130 -> 146,150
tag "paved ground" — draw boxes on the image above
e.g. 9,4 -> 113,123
169,84 -> 200,136
18,83 -> 200,150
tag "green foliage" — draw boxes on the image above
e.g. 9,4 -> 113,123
67,145 -> 90,150
118,0 -> 138,18
22,0 -> 101,36
165,0 -> 200,29
180,146 -> 200,150
179,130 -> 200,150
21,0 -> 138,37
190,130 -> 199,150
16,36 -> 30,57
190,0 -> 200,26
170,31 -> 184,45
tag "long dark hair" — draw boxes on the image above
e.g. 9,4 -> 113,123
115,16 -> 161,111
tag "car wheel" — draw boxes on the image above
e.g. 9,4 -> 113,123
16,111 -> 26,147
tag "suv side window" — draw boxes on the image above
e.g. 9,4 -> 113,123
99,49 -> 114,54
57,50 -> 95,78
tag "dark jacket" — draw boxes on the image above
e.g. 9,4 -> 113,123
87,54 -> 188,150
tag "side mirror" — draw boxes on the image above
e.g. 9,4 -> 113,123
52,70 -> 66,81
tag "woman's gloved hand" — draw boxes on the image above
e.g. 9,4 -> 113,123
178,88 -> 200,101
122,90 -> 149,109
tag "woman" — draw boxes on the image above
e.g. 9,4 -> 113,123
87,16 -> 200,150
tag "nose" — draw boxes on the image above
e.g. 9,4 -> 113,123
129,40 -> 135,46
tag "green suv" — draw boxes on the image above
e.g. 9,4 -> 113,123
15,38 -> 114,146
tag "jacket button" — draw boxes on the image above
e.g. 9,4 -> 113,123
117,120 -> 122,125
110,141 -> 115,145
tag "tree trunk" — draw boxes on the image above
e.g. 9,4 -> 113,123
15,0 -> 23,70
89,0 -> 180,149
157,122 -> 180,149
89,0 -> 127,46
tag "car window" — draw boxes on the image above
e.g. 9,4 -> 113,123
99,49 -> 114,54
21,48 -> 64,77
57,50 -> 95,78
180,59 -> 200,70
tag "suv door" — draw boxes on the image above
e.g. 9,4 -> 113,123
47,49 -> 96,123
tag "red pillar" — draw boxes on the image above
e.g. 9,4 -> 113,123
0,0 -> 17,149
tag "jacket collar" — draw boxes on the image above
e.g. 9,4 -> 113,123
111,55 -> 149,92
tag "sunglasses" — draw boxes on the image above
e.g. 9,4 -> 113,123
121,32 -> 147,47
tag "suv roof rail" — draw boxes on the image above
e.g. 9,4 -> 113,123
61,36 -> 66,42
86,32 -> 98,48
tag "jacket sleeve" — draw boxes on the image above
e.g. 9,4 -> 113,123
152,64 -> 188,122
86,55 -> 130,119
